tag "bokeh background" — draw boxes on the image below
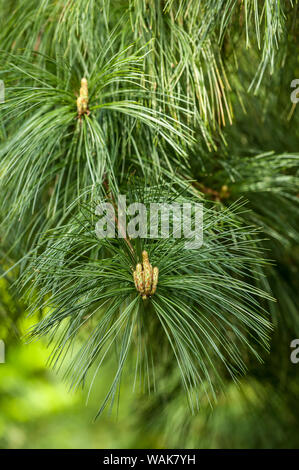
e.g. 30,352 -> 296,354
1,271 -> 298,449
0,281 -> 158,449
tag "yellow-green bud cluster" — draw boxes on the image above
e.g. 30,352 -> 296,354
133,251 -> 159,300
77,77 -> 89,117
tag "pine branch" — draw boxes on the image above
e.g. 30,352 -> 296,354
20,188 -> 272,415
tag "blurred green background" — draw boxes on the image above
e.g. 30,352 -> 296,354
0,319 -> 161,449
0,275 -> 163,449
1,288 -> 299,449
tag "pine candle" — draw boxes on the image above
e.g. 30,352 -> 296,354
77,77 -> 89,117
133,251 -> 159,299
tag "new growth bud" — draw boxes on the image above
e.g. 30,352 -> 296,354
133,251 -> 159,300
77,77 -> 89,117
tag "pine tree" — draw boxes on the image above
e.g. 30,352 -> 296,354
0,0 -> 298,446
